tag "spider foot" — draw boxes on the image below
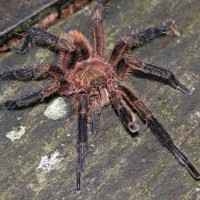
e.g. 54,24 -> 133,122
176,84 -> 191,94
0,101 -> 16,110
163,20 -> 181,37
76,151 -> 86,191
167,73 -> 191,94
0,103 -> 4,110
162,20 -> 180,37
128,122 -> 139,133
148,116 -> 200,180
11,37 -> 32,54
11,30 -> 33,54
170,143 -> 200,180
76,172 -> 82,193
11,46 -> 26,54
185,161 -> 200,180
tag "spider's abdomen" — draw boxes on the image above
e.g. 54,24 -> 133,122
71,58 -> 113,93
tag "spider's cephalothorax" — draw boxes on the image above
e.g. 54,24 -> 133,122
0,0 -> 199,191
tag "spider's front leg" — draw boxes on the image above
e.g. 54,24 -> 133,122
119,84 -> 200,180
109,21 -> 180,66
110,91 -> 139,133
11,27 -> 74,54
0,81 -> 59,110
76,93 -> 88,191
116,56 -> 191,94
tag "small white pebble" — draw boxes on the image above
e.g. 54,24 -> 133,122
37,150 -> 64,171
195,111 -> 200,117
44,97 -> 68,120
191,87 -> 195,94
6,126 -> 26,142
120,158 -> 127,164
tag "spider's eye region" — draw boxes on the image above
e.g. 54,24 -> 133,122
92,80 -> 99,86
109,81 -> 119,90
115,83 -> 119,89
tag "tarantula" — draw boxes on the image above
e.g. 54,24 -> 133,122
0,0 -> 199,191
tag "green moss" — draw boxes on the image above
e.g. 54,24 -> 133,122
183,10 -> 200,31
160,101 -> 176,122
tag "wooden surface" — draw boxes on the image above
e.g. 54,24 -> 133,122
0,0 -> 73,46
0,0 -> 200,199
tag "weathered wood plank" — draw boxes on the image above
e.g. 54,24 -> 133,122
0,0 -> 199,199
0,0 -> 76,46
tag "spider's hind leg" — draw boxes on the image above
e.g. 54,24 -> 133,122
76,93 -> 88,191
119,84 -> 200,180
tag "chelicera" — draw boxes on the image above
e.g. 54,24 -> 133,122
0,0 -> 199,191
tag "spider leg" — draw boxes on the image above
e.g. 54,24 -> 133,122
11,27 -> 74,54
0,67 -> 35,81
110,91 -> 139,133
109,21 -> 180,66
0,81 -> 59,110
89,95 -> 101,135
59,30 -> 92,70
0,64 -> 60,81
76,93 -> 88,191
92,0 -> 109,56
88,85 -> 112,135
117,56 -> 191,94
118,84 -> 200,180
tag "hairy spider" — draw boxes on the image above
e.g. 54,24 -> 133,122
0,0 -> 199,191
